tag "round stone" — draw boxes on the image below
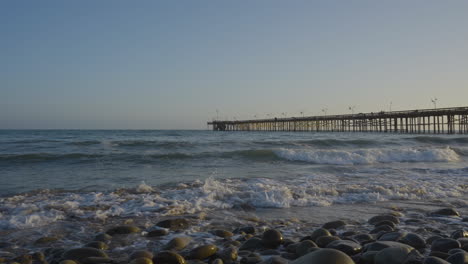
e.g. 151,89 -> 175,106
310,228 -> 331,242
295,240 -> 318,257
212,259 -> 223,264
399,233 -> 426,249
189,244 -> 218,260
375,220 -> 396,229
147,229 -> 169,237
156,218 -> 190,230
368,215 -> 400,225
62,248 -> 108,262
94,233 -> 112,242
153,251 -> 186,264
374,247 -> 421,264
164,237 -> 192,251
322,220 -> 346,230
451,230 -> 468,239
371,225 -> 394,234
59,261 -> 78,264
445,252 -> 468,264
290,248 -> 355,264
240,237 -> 263,251
364,241 -> 414,252
212,230 -> 234,238
84,241 -> 108,250
35,236 -> 59,244
423,256 -> 450,264
81,256 -> 112,264
353,233 -> 374,243
130,251 -> 154,260
219,247 -> 238,262
262,229 -> 283,249
378,232 -> 407,241
316,236 -> 340,248
130,257 -> 153,264
106,225 -> 140,235
326,240 -> 362,256
431,238 -> 461,253
430,208 -> 460,217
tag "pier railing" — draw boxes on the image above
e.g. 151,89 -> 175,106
207,106 -> 468,134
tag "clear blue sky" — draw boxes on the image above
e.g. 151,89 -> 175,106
1,1 -> 467,129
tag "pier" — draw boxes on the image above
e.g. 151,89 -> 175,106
208,106 -> 468,134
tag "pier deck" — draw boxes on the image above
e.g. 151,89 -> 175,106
208,106 -> 468,134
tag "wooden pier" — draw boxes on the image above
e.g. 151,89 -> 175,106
208,106 -> 468,134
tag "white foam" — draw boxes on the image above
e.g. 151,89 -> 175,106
0,171 -> 466,230
274,147 -> 460,165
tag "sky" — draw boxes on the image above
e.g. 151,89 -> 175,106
1,1 -> 468,129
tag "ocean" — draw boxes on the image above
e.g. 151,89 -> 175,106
0,130 -> 467,257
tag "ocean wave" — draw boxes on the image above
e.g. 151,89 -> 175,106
410,136 -> 468,144
274,147 -> 460,165
0,153 -> 104,162
1,175 -> 466,229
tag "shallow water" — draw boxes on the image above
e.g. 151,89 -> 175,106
0,130 -> 467,232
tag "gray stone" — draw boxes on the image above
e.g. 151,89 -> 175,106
316,236 -> 340,248
374,247 -> 421,264
368,215 -> 400,225
212,230 -> 234,238
188,244 -> 218,260
153,251 -> 186,264
322,220 -> 346,230
378,232 -> 407,242
62,248 -> 108,262
400,233 -> 426,249
326,240 -> 362,256
424,256 -> 450,264
156,218 -> 190,230
290,248 -> 355,264
445,252 -> 468,264
147,229 -> 169,237
106,225 -> 140,235
431,238 -> 461,253
364,241 -> 414,252
240,238 -> 263,251
295,240 -> 317,257
451,230 -> 468,240
430,208 -> 460,217
164,237 -> 192,251
309,228 -> 331,242
262,229 -> 283,249
130,251 -> 154,260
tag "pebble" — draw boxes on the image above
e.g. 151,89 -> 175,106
106,225 -> 141,235
84,241 -> 109,250
240,238 -> 263,251
295,240 -> 318,257
423,256 -> 450,264
374,247 -> 421,264
309,228 -> 331,242
164,237 -> 192,251
364,241 -> 415,252
400,233 -> 426,249
430,208 -> 460,217
153,251 -> 186,264
378,231 -> 407,241
290,248 -> 355,264
212,230 -> 234,238
130,251 -> 154,260
156,218 -> 190,230
130,257 -> 153,264
188,244 -> 218,260
445,252 -> 468,264
322,220 -> 346,230
147,229 -> 169,237
316,235 -> 340,247
34,236 -> 59,244
451,230 -> 468,239
62,248 -> 109,262
431,238 -> 461,253
262,229 -> 283,249
368,215 -> 400,225
326,240 -> 362,256
94,234 -> 112,242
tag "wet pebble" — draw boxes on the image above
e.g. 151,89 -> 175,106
262,229 -> 283,249
164,237 -> 192,251
154,251 -> 186,264
431,238 -> 461,253
156,218 -> 190,230
322,220 -> 346,230
188,244 -> 218,260
290,248 -> 355,264
326,240 -> 362,256
430,208 -> 460,217
106,225 -> 141,235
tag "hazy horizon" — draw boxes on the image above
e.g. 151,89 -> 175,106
2,1 -> 468,129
